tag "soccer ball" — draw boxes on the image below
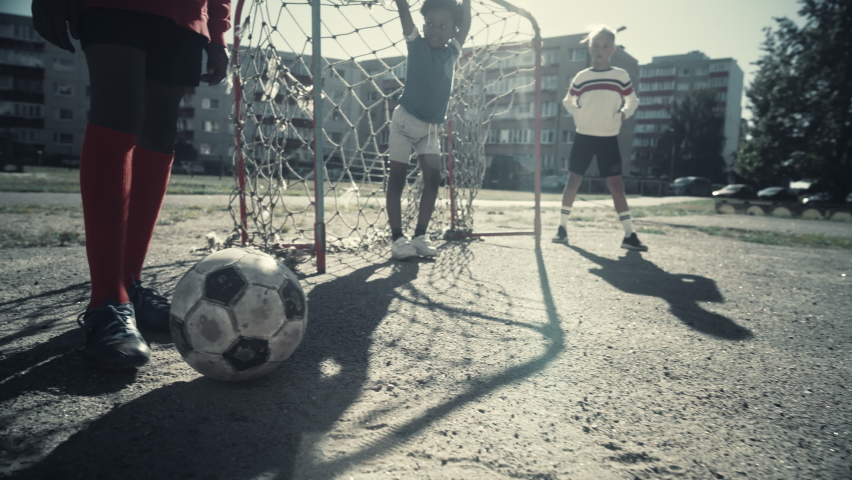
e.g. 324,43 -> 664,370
169,247 -> 307,381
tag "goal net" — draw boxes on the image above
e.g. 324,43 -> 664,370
229,0 -> 540,269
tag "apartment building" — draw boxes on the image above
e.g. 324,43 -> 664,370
0,13 -> 45,170
43,39 -> 89,166
633,51 -> 744,177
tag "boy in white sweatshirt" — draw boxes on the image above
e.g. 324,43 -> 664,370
553,25 -> 647,251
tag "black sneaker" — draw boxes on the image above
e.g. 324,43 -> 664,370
128,281 -> 171,331
621,232 -> 648,251
551,225 -> 569,244
77,302 -> 150,370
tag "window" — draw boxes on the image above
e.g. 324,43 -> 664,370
639,81 -> 674,92
710,62 -> 729,72
677,83 -> 690,91
332,109 -> 342,121
203,121 -> 219,132
202,98 -> 219,109
571,49 -> 587,61
562,157 -> 570,170
541,129 -> 555,144
715,92 -> 727,102
632,137 -> 657,147
55,108 -> 74,120
10,103 -> 42,118
543,50 -> 560,65
53,83 -> 74,95
54,133 -> 74,144
330,131 -> 342,143
635,110 -> 671,119
508,129 -> 531,144
515,102 -> 533,119
177,119 -> 193,131
709,77 -> 728,87
694,81 -> 707,90
679,68 -> 690,76
378,128 -> 390,144
199,143 -> 218,155
542,101 -> 557,117
542,75 -> 558,91
542,155 -> 554,169
562,130 -> 575,143
640,66 -> 676,77
0,75 -> 13,90
487,128 -> 500,144
696,67 -> 708,75
518,52 -> 535,67
53,57 -> 74,71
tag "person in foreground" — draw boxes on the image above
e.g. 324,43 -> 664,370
31,0 -> 232,369
387,0 -> 471,260
553,25 -> 647,252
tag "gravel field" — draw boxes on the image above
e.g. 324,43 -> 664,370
1,197 -> 850,480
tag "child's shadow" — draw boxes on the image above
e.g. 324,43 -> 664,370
6,259 -> 421,480
569,246 -> 752,341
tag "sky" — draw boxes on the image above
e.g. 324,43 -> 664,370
2,0 -> 805,114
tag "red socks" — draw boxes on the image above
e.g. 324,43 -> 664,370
123,146 -> 174,286
80,124 -> 135,308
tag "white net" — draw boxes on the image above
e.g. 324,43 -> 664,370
229,0 -> 538,259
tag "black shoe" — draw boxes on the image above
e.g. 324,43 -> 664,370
128,281 -> 171,331
551,225 -> 569,244
621,232 -> 648,251
77,302 -> 150,370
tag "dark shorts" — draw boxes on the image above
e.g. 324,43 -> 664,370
80,8 -> 207,87
568,133 -> 622,177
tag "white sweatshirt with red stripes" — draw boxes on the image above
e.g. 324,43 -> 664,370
563,67 -> 640,137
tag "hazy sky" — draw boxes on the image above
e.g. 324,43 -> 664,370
3,0 -> 805,110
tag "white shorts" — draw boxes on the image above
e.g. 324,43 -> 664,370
387,105 -> 443,168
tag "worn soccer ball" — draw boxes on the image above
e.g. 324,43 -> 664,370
169,247 -> 307,381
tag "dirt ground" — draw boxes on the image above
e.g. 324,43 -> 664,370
0,199 -> 850,480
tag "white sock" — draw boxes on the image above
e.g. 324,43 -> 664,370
560,208 -> 571,228
618,210 -> 634,236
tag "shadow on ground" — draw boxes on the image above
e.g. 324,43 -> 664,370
568,246 -> 752,341
4,241 -> 568,479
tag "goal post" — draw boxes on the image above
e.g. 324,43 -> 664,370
230,0 -> 543,272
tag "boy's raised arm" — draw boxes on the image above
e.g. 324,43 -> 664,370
455,0 -> 471,46
394,0 -> 415,37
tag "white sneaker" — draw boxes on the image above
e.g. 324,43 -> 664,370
411,235 -> 438,257
391,237 -> 417,260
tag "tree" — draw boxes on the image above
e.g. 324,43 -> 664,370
658,89 -> 727,183
735,0 -> 852,197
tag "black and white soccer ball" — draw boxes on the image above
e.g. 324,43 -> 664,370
169,247 -> 307,381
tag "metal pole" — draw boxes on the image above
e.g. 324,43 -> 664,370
234,0 -> 248,246
312,0 -> 326,273
446,119 -> 456,230
533,29 -> 542,249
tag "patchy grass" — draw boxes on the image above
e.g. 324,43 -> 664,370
697,226 -> 852,249
0,226 -> 83,248
0,204 -> 83,215
157,205 -> 228,225
631,199 -> 716,218
637,227 -> 666,235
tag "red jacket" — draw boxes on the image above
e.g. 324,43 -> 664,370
82,0 -> 232,46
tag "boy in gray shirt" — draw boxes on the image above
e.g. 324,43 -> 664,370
387,0 -> 470,260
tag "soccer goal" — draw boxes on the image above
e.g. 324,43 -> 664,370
230,0 -> 542,273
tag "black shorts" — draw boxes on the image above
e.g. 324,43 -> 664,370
568,133 -> 622,177
80,8 -> 207,87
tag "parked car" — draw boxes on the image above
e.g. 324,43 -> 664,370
541,174 -> 568,192
712,184 -> 757,199
668,176 -> 713,196
800,192 -> 852,205
757,186 -> 799,202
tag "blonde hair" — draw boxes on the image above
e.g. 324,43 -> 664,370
582,25 -> 616,45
